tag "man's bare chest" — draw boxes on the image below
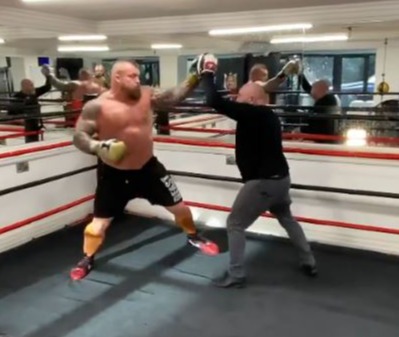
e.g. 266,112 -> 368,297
100,102 -> 152,129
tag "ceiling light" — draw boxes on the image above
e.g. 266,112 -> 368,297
57,45 -> 110,52
209,23 -> 312,36
58,35 -> 107,41
270,34 -> 348,44
22,0 -> 62,2
151,44 -> 183,49
0,38 -> 4,44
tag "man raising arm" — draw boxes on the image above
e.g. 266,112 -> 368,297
197,54 -> 317,288
70,60 -> 218,281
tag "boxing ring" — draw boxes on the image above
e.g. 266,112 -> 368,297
1,102 -> 399,336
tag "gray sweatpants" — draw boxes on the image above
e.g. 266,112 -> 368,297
227,176 -> 315,278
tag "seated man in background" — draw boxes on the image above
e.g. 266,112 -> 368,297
8,67 -> 52,142
299,70 -> 340,142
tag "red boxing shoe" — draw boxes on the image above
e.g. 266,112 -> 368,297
187,234 -> 220,256
70,256 -> 94,281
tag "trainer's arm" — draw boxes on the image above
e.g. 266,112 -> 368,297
151,74 -> 200,108
48,74 -> 79,92
72,100 -> 101,155
299,74 -> 312,94
202,73 -> 267,121
35,75 -> 52,97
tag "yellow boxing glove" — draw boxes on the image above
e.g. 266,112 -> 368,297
93,139 -> 127,163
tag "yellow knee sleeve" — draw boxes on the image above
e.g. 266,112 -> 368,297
175,215 -> 197,235
83,222 -> 105,257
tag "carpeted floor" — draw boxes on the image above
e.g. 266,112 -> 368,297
0,214 -> 398,337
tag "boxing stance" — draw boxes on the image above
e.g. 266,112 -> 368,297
197,54 -> 317,288
70,59 -> 218,280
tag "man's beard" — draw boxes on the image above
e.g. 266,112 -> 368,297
126,86 -> 141,100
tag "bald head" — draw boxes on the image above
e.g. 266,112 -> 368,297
21,79 -> 34,95
78,68 -> 92,81
311,80 -> 330,101
111,60 -> 141,100
237,82 -> 267,106
249,64 -> 268,83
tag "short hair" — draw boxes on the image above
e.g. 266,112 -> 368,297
79,68 -> 91,76
249,63 -> 268,80
113,59 -> 140,69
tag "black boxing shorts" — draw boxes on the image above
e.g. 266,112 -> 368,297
94,156 -> 183,218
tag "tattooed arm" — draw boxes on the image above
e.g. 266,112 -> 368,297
151,74 -> 200,108
72,99 -> 101,155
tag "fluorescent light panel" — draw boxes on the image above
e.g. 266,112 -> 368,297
57,45 -> 110,52
209,23 -> 312,36
151,43 -> 182,49
270,34 -> 348,44
22,0 -> 63,2
58,35 -> 107,41
0,38 -> 4,44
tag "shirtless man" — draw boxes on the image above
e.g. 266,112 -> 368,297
93,64 -> 110,89
42,66 -> 105,121
247,60 -> 299,104
70,59 -> 219,280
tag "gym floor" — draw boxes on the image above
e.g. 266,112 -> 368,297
0,214 -> 398,337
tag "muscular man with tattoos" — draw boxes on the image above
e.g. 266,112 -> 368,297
70,59 -> 219,280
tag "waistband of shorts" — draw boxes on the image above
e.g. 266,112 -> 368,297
99,156 -> 156,173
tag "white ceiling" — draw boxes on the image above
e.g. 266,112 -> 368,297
0,0 -> 398,56
3,0 -> 387,20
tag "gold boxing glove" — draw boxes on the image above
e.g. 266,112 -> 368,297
92,139 -> 127,163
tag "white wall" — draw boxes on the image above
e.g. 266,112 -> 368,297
83,57 -> 102,70
0,56 -> 7,67
0,141 -> 97,253
9,57 -> 25,91
128,140 -> 399,256
1,128 -> 399,256
159,54 -> 178,88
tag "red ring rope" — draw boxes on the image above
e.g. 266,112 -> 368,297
0,131 -> 43,140
153,136 -> 399,161
0,141 -> 72,160
171,115 -> 225,126
169,125 -> 399,145
1,195 -> 397,238
185,201 -> 399,235
1,137 -> 399,162
0,127 -> 25,132
168,126 -> 235,134
0,195 -> 94,235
